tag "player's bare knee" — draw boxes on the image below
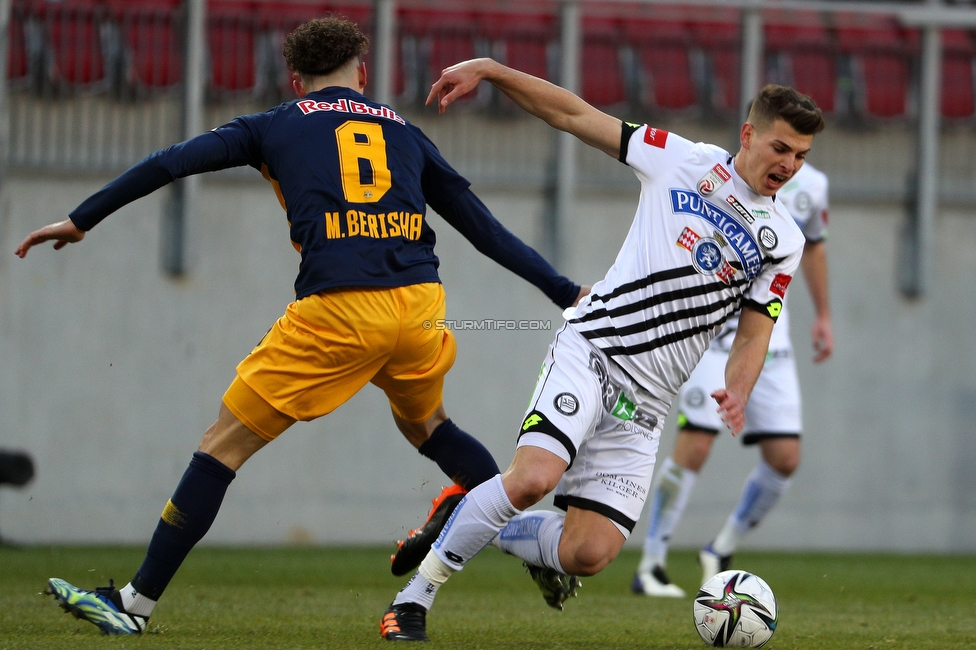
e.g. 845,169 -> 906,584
562,542 -> 619,576
688,438 -> 713,468
770,454 -> 799,477
502,447 -> 567,509
393,419 -> 429,449
675,429 -> 714,471
504,473 -> 555,510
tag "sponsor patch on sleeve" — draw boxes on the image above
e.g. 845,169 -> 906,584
643,127 -> 669,148
769,273 -> 793,298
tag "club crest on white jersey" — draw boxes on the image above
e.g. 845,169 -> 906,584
676,227 -> 737,284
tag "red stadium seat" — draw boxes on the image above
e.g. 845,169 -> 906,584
112,0 -> 182,88
835,13 -> 915,119
581,16 -> 626,108
399,8 -> 479,102
208,0 -> 259,92
8,5 -> 28,81
45,0 -> 105,85
479,12 -> 556,82
622,18 -> 697,111
941,29 -> 975,120
690,14 -> 740,114
764,13 -> 837,113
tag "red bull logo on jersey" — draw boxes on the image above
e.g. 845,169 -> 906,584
296,98 -> 406,124
669,189 -> 762,279
697,164 -> 731,196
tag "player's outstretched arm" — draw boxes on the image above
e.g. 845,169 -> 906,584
716,307 -> 775,435
432,188 -> 583,309
15,219 -> 85,258
801,240 -> 833,362
426,58 -> 622,159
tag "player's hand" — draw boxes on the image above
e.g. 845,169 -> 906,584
712,389 -> 746,436
15,219 -> 85,258
810,314 -> 834,363
572,285 -> 591,307
425,58 -> 493,114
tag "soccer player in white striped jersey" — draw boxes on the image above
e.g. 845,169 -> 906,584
380,59 -> 824,642
632,161 -> 833,598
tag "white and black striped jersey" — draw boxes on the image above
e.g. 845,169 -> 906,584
720,160 -> 829,352
568,124 -> 805,399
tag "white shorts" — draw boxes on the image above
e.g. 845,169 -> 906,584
517,325 -> 669,538
677,339 -> 802,444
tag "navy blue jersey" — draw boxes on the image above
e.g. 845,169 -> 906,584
70,87 -> 579,306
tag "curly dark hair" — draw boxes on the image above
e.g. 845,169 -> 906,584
747,85 -> 825,136
283,16 -> 369,78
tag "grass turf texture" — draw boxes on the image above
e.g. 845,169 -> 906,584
1,545 -> 973,649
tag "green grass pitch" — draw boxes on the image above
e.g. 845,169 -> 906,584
1,545 -> 973,649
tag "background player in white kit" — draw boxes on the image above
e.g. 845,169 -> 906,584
631,161 -> 833,598
379,58 -> 824,642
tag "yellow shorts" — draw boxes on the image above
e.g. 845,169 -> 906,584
222,283 -> 456,441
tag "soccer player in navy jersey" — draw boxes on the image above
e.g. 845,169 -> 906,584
16,18 -> 584,635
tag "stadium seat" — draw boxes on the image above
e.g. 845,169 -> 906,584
479,11 -> 556,82
941,29 -> 975,120
44,0 -> 105,85
7,5 -> 28,81
621,17 -> 697,111
111,0 -> 182,88
764,12 -> 837,113
399,8 -> 480,103
208,0 -> 259,92
581,16 -> 626,108
690,12 -> 741,114
835,13 -> 916,119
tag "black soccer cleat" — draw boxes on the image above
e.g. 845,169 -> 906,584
525,563 -> 581,611
390,484 -> 466,576
380,602 -> 429,642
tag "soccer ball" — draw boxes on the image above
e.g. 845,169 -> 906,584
693,570 -> 778,647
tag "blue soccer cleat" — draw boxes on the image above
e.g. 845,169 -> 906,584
46,578 -> 147,635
